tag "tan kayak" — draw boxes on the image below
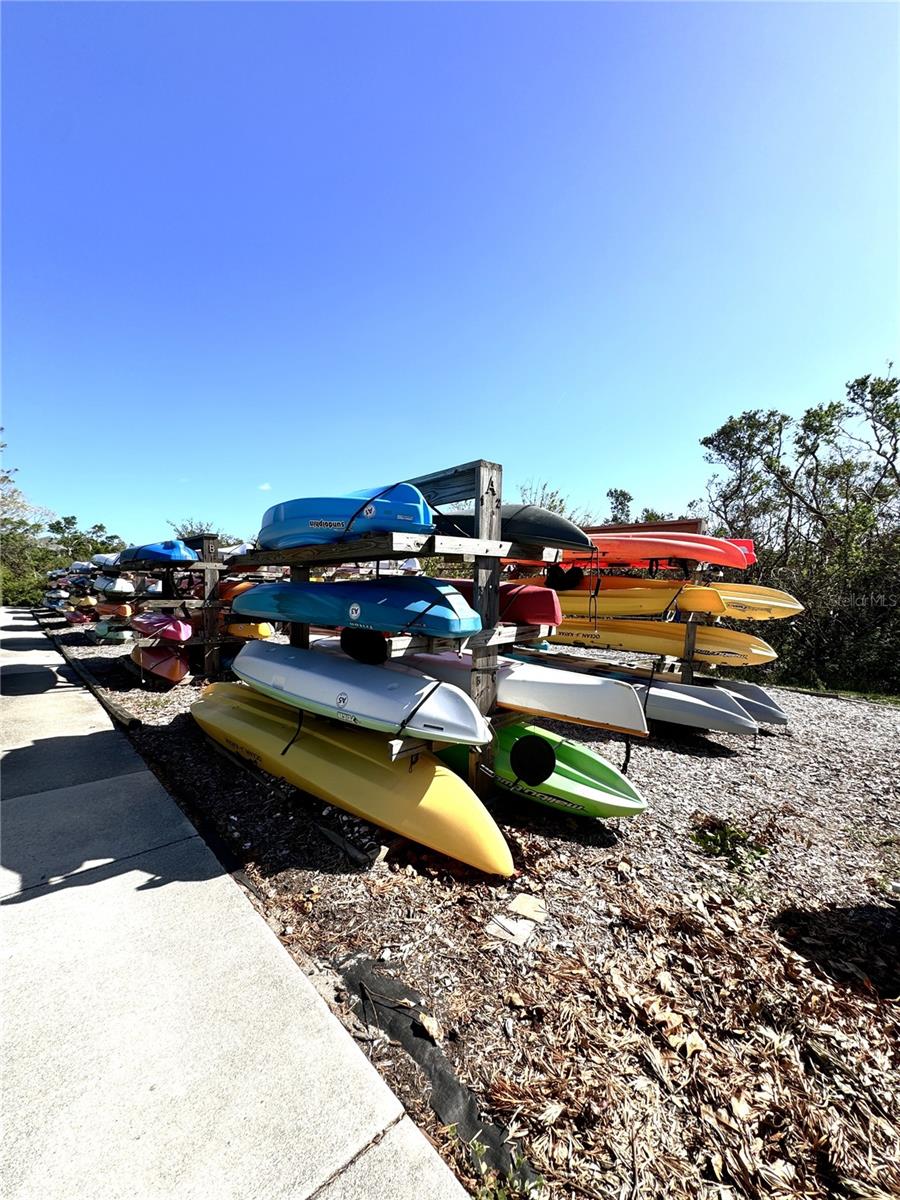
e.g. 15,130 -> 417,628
551,619 -> 777,667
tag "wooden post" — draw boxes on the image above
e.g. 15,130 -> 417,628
681,619 -> 697,685
201,535 -> 221,678
289,564 -> 310,649
469,461 -> 502,792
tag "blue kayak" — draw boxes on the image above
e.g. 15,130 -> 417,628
258,484 -> 434,549
118,539 -> 200,564
232,577 -> 481,637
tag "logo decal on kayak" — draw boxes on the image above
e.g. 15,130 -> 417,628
363,504 -> 376,518
336,692 -> 349,708
309,519 -> 344,529
348,603 -> 361,621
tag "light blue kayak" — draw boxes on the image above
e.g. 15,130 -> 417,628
232,577 -> 481,637
258,484 -> 434,549
119,540 -> 199,564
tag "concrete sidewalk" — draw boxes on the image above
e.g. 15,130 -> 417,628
0,607 -> 467,1200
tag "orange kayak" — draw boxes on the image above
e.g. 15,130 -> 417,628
131,645 -> 190,683
219,579 -> 257,603
97,602 -> 133,618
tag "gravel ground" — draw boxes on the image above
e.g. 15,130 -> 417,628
39,614 -> 900,1200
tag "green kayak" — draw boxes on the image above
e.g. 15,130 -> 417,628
438,721 -> 646,819
93,621 -> 133,644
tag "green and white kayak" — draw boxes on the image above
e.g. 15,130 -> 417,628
438,722 -> 646,820
93,621 -> 133,644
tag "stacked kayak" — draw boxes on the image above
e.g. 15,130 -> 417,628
131,645 -> 190,684
442,579 -> 562,625
435,504 -> 592,551
565,531 -> 751,569
509,649 -> 761,735
91,552 -> 120,569
131,613 -> 193,643
94,621 -> 133,644
530,575 -> 803,622
119,539 -> 200,564
192,683 -> 513,876
233,577 -> 481,637
258,483 -> 434,549
233,641 -> 490,744
95,575 -> 135,596
550,618 -> 777,667
319,638 -> 648,737
438,722 -> 646,820
96,602 -> 134,619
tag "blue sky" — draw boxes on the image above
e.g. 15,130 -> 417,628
3,2 -> 897,543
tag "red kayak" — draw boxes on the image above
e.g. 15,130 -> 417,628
131,613 -> 193,643
570,533 -> 749,569
728,538 -> 757,565
63,609 -> 93,625
441,579 -> 562,625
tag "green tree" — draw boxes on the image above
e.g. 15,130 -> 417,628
167,517 -> 244,544
45,515 -> 124,560
518,480 -> 597,526
702,370 -> 900,692
605,488 -> 633,524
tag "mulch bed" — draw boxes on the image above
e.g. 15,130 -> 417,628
39,613 -> 900,1199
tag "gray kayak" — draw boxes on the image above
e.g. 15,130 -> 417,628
692,675 -> 788,725
508,649 -> 759,735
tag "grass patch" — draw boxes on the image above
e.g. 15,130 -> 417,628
691,815 -> 769,872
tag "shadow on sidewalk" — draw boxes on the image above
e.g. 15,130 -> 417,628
1,665 -> 74,696
0,637 -> 54,653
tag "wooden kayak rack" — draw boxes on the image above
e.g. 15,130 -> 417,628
225,459 -> 561,792
99,535 -> 228,676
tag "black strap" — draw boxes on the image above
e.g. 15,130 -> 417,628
621,735 -> 632,775
342,483 -> 403,538
398,597 -> 442,633
396,679 -> 444,737
281,708 -> 305,755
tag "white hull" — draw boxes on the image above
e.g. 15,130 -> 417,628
94,575 -> 135,596
313,638 -> 648,737
233,641 -> 491,745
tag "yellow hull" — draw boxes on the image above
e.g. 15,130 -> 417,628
518,575 -> 803,621
225,622 -> 274,640
191,683 -> 514,876
551,619 -> 777,667
553,585 -> 726,619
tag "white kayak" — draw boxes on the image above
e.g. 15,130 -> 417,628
91,552 -> 121,568
232,640 -> 491,745
313,637 -> 649,737
94,575 -> 135,596
507,650 -> 759,736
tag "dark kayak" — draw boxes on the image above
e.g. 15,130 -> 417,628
433,504 -> 592,550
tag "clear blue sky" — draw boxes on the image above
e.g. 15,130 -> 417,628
3,2 -> 897,543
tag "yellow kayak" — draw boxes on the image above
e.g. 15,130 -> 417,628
191,683 -> 514,876
553,585 -> 727,619
551,619 -> 777,667
225,622 -> 274,640
579,576 -> 803,620
518,575 -> 803,621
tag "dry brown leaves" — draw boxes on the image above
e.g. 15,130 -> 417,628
483,882 -> 900,1199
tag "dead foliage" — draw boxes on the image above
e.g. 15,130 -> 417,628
483,882 -> 900,1199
